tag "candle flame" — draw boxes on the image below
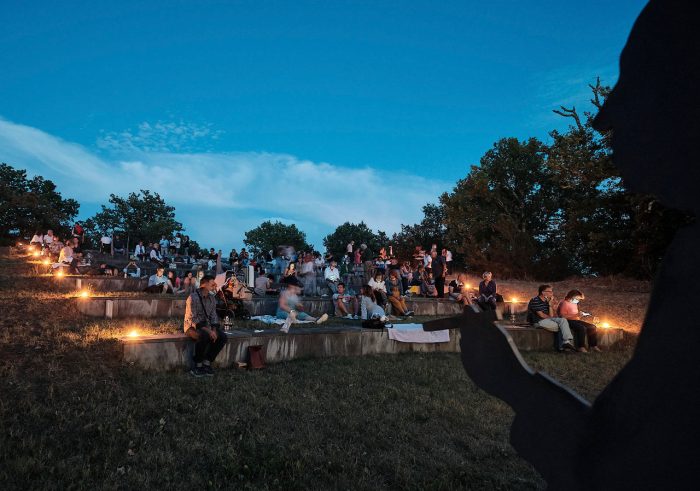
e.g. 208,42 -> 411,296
80,290 -> 89,298
511,297 -> 518,303
56,270 -> 64,278
601,322 -> 611,329
128,330 -> 139,338
42,259 -> 50,265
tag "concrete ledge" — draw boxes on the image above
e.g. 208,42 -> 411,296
76,296 -> 465,318
61,276 -> 149,292
121,325 -> 625,370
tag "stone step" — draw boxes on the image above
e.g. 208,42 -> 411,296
75,296 -> 467,318
121,325 -> 625,370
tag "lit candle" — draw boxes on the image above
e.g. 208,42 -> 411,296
56,270 -> 64,278
128,330 -> 139,338
42,259 -> 50,265
601,322 -> 611,329
79,290 -> 89,298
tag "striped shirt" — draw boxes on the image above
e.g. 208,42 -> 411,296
527,296 -> 550,324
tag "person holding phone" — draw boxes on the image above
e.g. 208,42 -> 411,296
557,290 -> 600,353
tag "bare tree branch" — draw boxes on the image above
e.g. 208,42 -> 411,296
552,105 -> 584,131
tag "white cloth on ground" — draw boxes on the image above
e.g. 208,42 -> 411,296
250,315 -> 315,325
387,323 -> 449,343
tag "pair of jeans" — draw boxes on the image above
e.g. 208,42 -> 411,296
188,327 -> 227,364
568,319 -> 598,348
534,317 -> 574,349
434,276 -> 446,298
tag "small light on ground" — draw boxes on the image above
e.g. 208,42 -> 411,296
601,322 -> 611,329
510,297 -> 518,303
42,258 -> 50,265
80,290 -> 89,298
56,270 -> 64,278
128,330 -> 139,338
465,283 -> 471,289
32,251 -> 40,257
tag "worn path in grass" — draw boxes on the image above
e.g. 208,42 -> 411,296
0,257 -> 638,490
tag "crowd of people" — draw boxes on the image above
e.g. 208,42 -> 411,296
24,227 -> 600,363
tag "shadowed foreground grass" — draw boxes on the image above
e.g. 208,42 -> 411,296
0,258 -> 635,490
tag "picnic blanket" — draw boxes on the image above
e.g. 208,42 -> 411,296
250,315 -> 315,325
387,323 -> 450,343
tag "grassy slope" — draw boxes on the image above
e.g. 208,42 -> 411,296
0,257 -> 638,490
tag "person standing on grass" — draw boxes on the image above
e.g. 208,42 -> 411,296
184,274 -> 227,377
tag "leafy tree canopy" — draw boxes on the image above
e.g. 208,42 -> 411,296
323,221 -> 388,261
0,163 -> 79,244
243,221 -> 312,257
84,190 -> 182,247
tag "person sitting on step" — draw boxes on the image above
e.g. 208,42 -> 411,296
359,285 -> 387,321
183,274 -> 228,377
333,282 -> 359,319
527,284 -> 576,352
144,267 -> 174,294
276,277 -> 328,333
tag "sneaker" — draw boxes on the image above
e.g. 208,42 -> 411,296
562,342 -> 577,352
344,314 -> 354,320
316,313 -> 329,324
407,310 -> 415,317
202,364 -> 214,376
353,315 -> 359,320
190,366 -> 206,377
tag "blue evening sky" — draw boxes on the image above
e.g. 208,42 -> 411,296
0,0 -> 647,250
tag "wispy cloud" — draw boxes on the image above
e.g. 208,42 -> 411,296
0,117 -> 449,249
96,120 -> 223,153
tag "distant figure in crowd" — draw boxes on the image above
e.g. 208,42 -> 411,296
123,260 -> 140,278
300,254 -> 316,296
359,285 -> 386,321
134,240 -> 146,262
149,243 -> 165,268
254,274 -> 275,296
449,273 -> 472,306
333,282 -> 359,319
368,272 -> 388,308
276,277 -> 328,333
324,260 -> 341,295
183,274 -> 227,377
477,272 -> 498,310
557,290 -> 600,353
100,233 -> 112,253
144,267 -> 173,294
527,285 -> 575,351
431,250 -> 446,298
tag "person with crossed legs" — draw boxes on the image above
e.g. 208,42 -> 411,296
527,284 -> 576,352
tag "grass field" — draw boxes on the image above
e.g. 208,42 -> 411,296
0,257 -> 640,490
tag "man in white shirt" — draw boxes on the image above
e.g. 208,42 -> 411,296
43,230 -> 54,247
324,261 -> 341,295
100,234 -> 112,253
346,240 -> 354,254
134,240 -> 146,261
150,243 -> 165,267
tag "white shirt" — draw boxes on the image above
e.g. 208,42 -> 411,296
446,250 -> 453,262
43,235 -> 54,245
101,236 -> 112,245
173,237 -> 181,248
150,249 -> 162,261
324,266 -> 340,282
31,234 -> 43,243
346,243 -> 353,253
424,254 -> 432,268
368,277 -> 387,293
135,244 -> 146,256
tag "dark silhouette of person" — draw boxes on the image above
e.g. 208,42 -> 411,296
580,0 -> 699,488
425,1 -> 700,489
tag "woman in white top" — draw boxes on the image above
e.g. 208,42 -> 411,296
367,272 -> 388,307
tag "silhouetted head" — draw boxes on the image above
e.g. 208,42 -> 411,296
594,0 -> 700,213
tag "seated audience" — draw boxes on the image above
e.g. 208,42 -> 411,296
324,261 -> 341,295
181,271 -> 196,295
58,241 -> 79,274
557,290 -> 601,353
134,240 -> 146,261
149,243 -> 166,268
276,277 -> 328,333
359,285 -> 387,321
123,261 -> 141,278
385,270 -> 413,316
527,284 -> 575,351
98,263 -> 119,276
448,273 -> 472,306
422,271 -> 437,297
400,261 -> 413,293
100,234 -> 112,253
368,272 -> 388,307
477,271 -> 497,310
254,273 -> 276,296
183,274 -> 227,377
144,267 -> 174,294
30,231 -> 44,248
167,270 -> 181,291
43,230 -> 55,248
333,282 -> 359,319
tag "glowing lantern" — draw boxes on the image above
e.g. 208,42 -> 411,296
511,297 -> 518,303
601,322 -> 611,329
42,259 -> 50,265
56,269 -> 64,278
79,290 -> 89,299
32,251 -> 40,257
128,330 -> 139,338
